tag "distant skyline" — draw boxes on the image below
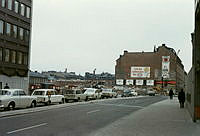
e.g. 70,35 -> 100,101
31,0 -> 194,75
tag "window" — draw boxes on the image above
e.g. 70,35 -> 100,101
17,52 -> 22,64
19,91 -> 26,96
5,49 -> 10,62
0,20 -> 4,34
0,48 -> 2,61
26,6 -> 30,18
14,1 -> 19,13
6,23 -> 11,36
23,53 -> 28,65
19,27 -> 24,40
11,50 -> 16,63
20,3 -> 25,16
7,0 -> 12,10
13,91 -> 19,96
25,30 -> 30,42
13,25 -> 17,38
1,0 -> 6,8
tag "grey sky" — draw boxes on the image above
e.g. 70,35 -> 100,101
31,0 -> 194,75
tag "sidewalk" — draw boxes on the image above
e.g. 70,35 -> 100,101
92,97 -> 200,136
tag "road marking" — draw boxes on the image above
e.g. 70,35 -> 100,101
87,110 -> 100,114
7,123 -> 47,134
96,103 -> 144,109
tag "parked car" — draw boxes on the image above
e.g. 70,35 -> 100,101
83,88 -> 101,100
63,89 -> 87,102
122,89 -> 132,97
0,89 -> 37,110
101,88 -> 117,98
147,88 -> 156,96
130,89 -> 138,96
31,89 -> 65,105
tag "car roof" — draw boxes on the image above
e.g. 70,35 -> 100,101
0,89 -> 23,92
33,89 -> 56,91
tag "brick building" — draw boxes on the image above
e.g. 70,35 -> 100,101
115,44 -> 185,91
0,0 -> 32,93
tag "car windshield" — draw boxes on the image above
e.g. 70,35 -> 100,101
102,89 -> 112,92
85,89 -> 95,93
0,90 -> 11,95
33,91 -> 45,95
65,90 -> 75,94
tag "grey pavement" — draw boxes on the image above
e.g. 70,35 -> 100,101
91,97 -> 200,136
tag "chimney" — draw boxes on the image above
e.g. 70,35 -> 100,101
162,44 -> 165,46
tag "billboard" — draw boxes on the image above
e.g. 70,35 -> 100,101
126,80 -> 134,85
162,56 -> 170,79
136,80 -> 143,85
146,80 -> 154,86
131,67 -> 150,78
116,79 -> 124,85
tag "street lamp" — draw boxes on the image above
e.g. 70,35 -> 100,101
175,49 -> 180,92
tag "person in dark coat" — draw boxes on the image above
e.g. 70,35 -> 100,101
169,88 -> 174,100
178,89 -> 185,108
4,83 -> 10,89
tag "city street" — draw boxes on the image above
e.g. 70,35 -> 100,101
0,96 -> 166,136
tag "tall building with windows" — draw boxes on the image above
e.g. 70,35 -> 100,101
0,0 -> 32,93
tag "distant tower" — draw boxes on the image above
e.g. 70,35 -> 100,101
64,68 -> 68,73
93,68 -> 96,75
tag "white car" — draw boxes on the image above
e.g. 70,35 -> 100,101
31,89 -> 65,105
63,89 -> 87,102
83,88 -> 101,100
101,88 -> 117,98
0,89 -> 37,110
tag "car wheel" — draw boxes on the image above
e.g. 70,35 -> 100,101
65,99 -> 68,103
8,102 -> 15,110
85,96 -> 88,101
45,101 -> 51,106
59,99 -> 65,104
30,101 -> 36,108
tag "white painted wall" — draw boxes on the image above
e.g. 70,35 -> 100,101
0,75 -> 29,94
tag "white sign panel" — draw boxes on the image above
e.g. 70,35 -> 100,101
131,67 -> 150,78
136,80 -> 143,85
146,80 -> 154,86
162,56 -> 170,79
126,80 -> 133,85
116,79 -> 124,85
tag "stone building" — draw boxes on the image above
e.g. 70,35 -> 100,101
0,0 -> 32,93
115,44 -> 185,92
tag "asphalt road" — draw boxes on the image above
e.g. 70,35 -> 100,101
0,96 -> 166,136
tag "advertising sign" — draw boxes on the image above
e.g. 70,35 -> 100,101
136,80 -> 143,85
130,67 -> 150,78
146,80 -> 154,86
162,56 -> 170,79
126,80 -> 134,85
116,79 -> 124,85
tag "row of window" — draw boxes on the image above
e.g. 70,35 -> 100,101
0,19 -> 30,42
0,47 -> 28,65
0,0 -> 31,19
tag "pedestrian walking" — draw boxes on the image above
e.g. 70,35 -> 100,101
169,88 -> 174,100
178,89 -> 185,108
4,83 -> 10,89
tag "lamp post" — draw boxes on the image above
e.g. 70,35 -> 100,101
175,49 -> 180,92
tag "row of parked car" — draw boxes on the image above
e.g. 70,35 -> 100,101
0,88 -> 120,111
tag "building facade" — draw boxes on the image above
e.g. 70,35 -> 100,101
186,0 -> 200,122
0,0 -> 32,93
115,44 -> 185,92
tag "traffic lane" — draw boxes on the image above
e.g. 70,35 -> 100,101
0,96 -> 166,136
1,103 -> 141,136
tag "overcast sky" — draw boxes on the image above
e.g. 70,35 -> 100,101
31,0 -> 194,75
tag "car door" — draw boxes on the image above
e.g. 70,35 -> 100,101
12,91 -> 21,108
50,90 -> 57,103
19,90 -> 30,107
